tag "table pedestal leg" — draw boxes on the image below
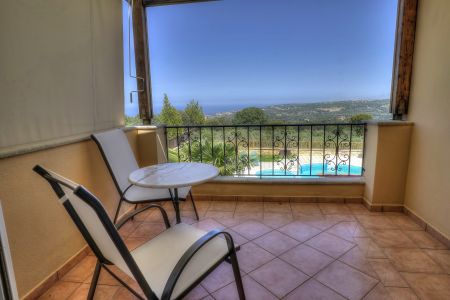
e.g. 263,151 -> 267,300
173,188 -> 181,224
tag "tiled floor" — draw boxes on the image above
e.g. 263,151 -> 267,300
38,201 -> 450,300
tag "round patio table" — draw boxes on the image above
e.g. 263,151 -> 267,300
129,162 -> 219,223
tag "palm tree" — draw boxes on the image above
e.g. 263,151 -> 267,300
169,139 -> 258,176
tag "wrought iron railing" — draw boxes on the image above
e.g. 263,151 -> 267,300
164,123 -> 366,177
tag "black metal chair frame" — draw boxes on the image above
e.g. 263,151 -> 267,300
91,133 -> 199,223
33,165 -> 245,300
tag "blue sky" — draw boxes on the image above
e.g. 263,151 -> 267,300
124,0 -> 398,116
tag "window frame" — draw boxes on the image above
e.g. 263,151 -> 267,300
133,0 -> 417,122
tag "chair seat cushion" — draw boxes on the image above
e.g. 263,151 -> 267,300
118,223 -> 228,299
124,185 -> 190,203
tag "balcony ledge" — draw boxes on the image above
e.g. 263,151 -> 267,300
211,176 -> 365,185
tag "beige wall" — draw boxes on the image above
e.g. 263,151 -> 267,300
363,123 -> 412,207
0,131 -> 137,297
404,0 -> 450,239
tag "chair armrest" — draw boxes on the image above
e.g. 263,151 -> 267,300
115,204 -> 171,230
161,229 -> 236,300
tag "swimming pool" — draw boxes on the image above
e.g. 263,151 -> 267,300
255,163 -> 362,176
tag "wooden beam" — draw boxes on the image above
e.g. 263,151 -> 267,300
390,0 -> 418,118
144,0 -> 218,7
132,0 -> 152,123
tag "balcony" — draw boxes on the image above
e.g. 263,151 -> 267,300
3,121 -> 441,300
1,0 -> 450,299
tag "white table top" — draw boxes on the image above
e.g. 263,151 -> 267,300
129,162 -> 219,188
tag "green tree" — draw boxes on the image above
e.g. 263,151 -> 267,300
205,115 -> 232,125
182,100 -> 205,125
169,139 -> 258,176
125,114 -> 141,127
153,94 -> 182,126
232,107 -> 268,125
349,113 -> 373,123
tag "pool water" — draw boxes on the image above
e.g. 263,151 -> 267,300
255,163 -> 362,176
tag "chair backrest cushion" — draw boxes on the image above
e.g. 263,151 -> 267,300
34,166 -> 132,275
92,129 -> 139,194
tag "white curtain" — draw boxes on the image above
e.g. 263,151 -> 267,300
0,0 -> 124,157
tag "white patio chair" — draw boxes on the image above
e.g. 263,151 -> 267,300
33,165 -> 245,300
91,129 -> 199,222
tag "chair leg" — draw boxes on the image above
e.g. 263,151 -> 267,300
87,261 -> 102,300
189,190 -> 199,221
113,198 -> 123,223
229,250 -> 246,300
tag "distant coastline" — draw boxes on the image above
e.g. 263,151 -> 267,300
151,98 -> 390,118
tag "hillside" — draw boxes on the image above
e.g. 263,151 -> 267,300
210,99 -> 391,123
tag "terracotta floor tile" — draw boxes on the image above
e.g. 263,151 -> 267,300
278,220 -> 321,242
285,278 -> 346,300
118,220 -> 142,238
319,203 -> 352,215
38,281 -> 81,299
193,218 -> 225,232
235,202 -> 264,213
215,216 -> 242,228
146,208 -> 175,223
326,214 -> 357,223
385,287 -> 419,300
290,203 -> 322,216
338,247 -> 378,278
212,276 -> 277,300
201,262 -> 237,293
367,229 -> 416,248
61,256 -> 97,283
386,213 -> 423,231
262,212 -> 293,228
347,203 -> 371,215
249,258 -> 308,298
363,283 -> 391,300
354,237 -> 387,259
368,259 -> 408,287
112,281 -> 145,299
112,287 -> 142,300
356,215 -> 398,230
232,220 -> 272,240
236,242 -> 275,273
128,222 -> 166,238
401,272 -> 450,300
84,266 -> 132,286
183,284 -> 210,300
124,237 -> 148,251
68,283 -> 119,300
326,221 -> 367,242
425,249 -> 450,274
209,201 -> 237,212
224,228 -> 249,246
384,248 -> 444,273
295,215 -> 339,231
315,261 -> 379,300
280,244 -> 334,276
306,232 -> 355,258
253,230 -> 299,255
204,211 -> 235,221
403,230 -> 448,249
234,211 -> 264,221
263,201 -> 292,214
190,200 -> 211,211
131,208 -> 154,222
